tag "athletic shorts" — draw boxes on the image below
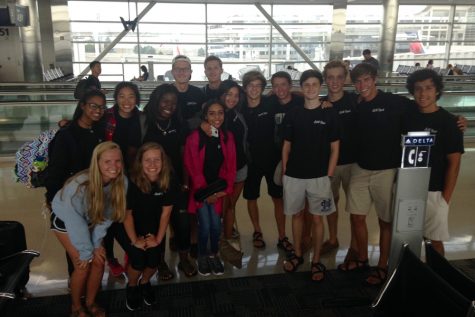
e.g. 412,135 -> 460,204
424,191 -> 450,241
331,163 -> 353,201
50,212 -> 67,233
283,175 -> 335,216
235,165 -> 248,183
346,164 -> 397,223
243,161 -> 282,200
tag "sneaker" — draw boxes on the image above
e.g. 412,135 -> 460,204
209,255 -> 225,275
125,284 -> 141,311
107,258 -> 125,277
197,256 -> 211,276
140,281 -> 156,306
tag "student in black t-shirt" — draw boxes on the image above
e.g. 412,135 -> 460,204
123,142 -> 176,311
320,61 -> 358,258
171,55 -> 207,132
85,61 -> 107,95
202,56 -> 224,100
345,63 -> 412,286
405,69 -> 464,256
241,71 -> 287,251
102,81 -> 142,277
142,84 -> 197,278
281,70 -> 340,282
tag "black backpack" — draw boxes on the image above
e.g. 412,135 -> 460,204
74,77 -> 88,99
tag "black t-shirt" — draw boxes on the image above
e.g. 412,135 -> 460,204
324,91 -> 358,165
85,75 -> 101,91
269,93 -> 304,149
283,105 -> 340,178
405,107 -> 464,191
202,84 -> 221,101
126,181 -> 176,236
111,107 -> 141,170
242,96 -> 280,165
176,85 -> 207,132
202,130 -> 224,184
226,109 -> 247,170
143,118 -> 186,181
354,90 -> 412,170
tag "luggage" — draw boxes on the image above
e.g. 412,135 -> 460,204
0,221 -> 29,293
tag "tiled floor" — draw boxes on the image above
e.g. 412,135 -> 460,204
1,140 -> 474,297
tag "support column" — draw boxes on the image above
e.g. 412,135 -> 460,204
379,0 -> 399,75
19,0 -> 43,82
329,0 -> 348,61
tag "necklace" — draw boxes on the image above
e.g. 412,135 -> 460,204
156,119 -> 171,136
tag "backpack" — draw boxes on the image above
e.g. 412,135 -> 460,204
74,77 -> 88,99
14,129 -> 58,188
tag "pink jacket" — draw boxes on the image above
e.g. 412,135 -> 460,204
184,129 -> 236,214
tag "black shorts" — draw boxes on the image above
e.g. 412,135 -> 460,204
50,212 -> 67,233
243,160 -> 283,200
125,243 -> 160,271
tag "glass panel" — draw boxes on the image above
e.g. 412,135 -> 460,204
448,42 -> 475,63
454,6 -> 475,23
272,5 -> 333,23
272,25 -> 331,44
71,22 -> 137,42
207,24 -> 270,45
396,24 -> 449,42
207,4 -> 270,23
69,1 -> 136,21
398,6 -> 450,23
141,3 -> 205,23
346,5 -> 383,24
271,42 -> 329,62
137,23 -> 205,43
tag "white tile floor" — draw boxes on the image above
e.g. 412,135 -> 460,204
1,141 -> 474,297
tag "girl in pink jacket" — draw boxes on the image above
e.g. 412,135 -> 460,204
184,100 -> 236,276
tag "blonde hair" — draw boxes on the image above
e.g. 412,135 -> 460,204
131,142 -> 172,194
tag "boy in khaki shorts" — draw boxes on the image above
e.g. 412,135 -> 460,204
281,70 -> 340,282
405,69 -> 463,256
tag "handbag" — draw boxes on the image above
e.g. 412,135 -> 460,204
194,178 -> 227,202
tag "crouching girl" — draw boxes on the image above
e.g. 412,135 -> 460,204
51,141 -> 127,317
123,142 -> 175,311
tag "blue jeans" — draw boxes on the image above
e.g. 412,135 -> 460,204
197,203 -> 221,256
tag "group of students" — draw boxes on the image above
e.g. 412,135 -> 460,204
45,54 -> 464,316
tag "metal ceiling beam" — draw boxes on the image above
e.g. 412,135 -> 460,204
254,3 -> 319,71
78,1 -> 156,77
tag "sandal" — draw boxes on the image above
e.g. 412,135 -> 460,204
283,253 -> 304,273
252,231 -> 266,249
178,258 -> 197,277
366,266 -> 388,286
311,262 -> 326,282
70,306 -> 90,317
157,259 -> 175,281
337,258 -> 369,272
277,236 -> 294,254
86,303 -> 105,317
320,240 -> 339,255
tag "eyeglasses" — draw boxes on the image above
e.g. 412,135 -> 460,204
88,103 -> 107,111
173,67 -> 191,73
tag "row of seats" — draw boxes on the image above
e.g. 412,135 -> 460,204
455,64 -> 475,75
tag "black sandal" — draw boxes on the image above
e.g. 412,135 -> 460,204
366,266 -> 388,286
337,258 -> 369,272
311,262 -> 326,282
277,236 -> 294,253
283,253 -> 304,272
252,231 -> 266,249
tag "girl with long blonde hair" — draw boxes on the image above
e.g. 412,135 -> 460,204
51,141 -> 127,317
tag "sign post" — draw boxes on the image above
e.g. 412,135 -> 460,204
388,131 -> 435,274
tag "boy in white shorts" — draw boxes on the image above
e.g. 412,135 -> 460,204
281,69 -> 340,282
405,69 -> 464,255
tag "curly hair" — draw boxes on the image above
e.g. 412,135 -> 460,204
406,69 -> 444,100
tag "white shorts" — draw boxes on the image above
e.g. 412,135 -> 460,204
283,175 -> 336,216
424,191 -> 450,241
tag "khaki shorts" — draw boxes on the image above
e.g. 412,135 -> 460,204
331,163 -> 353,201
424,191 -> 450,241
346,164 -> 397,223
283,175 -> 336,216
